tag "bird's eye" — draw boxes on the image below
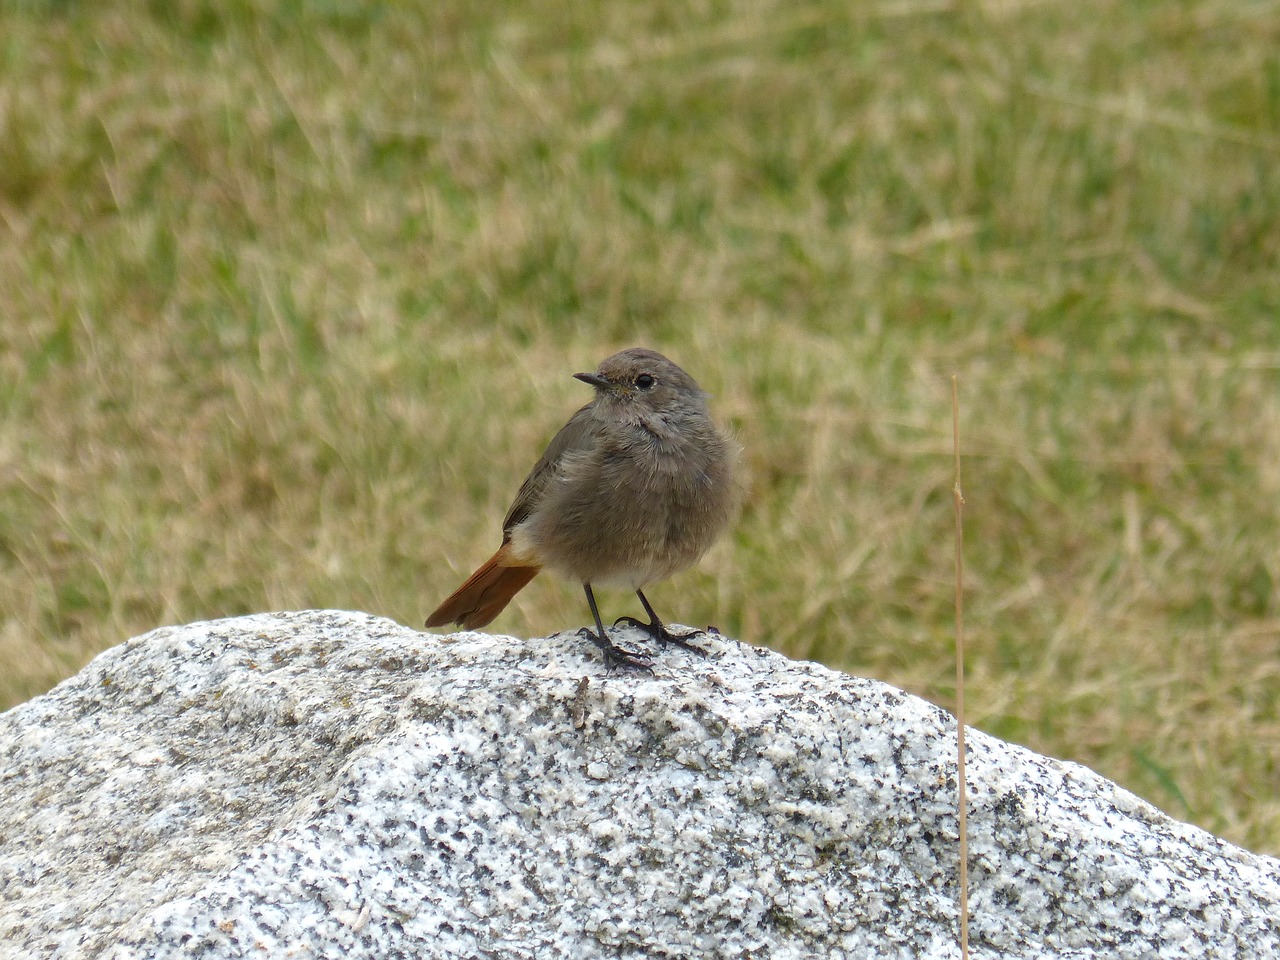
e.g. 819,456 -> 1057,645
635,373 -> 656,390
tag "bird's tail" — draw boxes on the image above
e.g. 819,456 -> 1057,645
425,543 -> 541,630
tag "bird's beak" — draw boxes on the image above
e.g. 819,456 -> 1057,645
573,372 -> 611,389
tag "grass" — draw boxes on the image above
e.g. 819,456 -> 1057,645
2,0 -> 1279,854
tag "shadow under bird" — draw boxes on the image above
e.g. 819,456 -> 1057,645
425,347 -> 739,667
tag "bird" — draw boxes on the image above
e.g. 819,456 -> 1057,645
425,347 -> 738,667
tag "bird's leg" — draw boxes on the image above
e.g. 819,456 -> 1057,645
578,584 -> 653,670
614,590 -> 708,655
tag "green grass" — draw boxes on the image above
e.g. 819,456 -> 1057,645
2,0 -> 1279,854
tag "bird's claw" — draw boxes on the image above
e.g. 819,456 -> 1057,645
576,627 -> 654,671
612,616 -> 708,656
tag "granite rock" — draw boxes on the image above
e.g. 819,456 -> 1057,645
1,610 -> 1277,959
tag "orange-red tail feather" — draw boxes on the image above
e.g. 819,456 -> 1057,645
425,544 -> 541,629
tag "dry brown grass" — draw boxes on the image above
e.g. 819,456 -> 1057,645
2,0 -> 1279,853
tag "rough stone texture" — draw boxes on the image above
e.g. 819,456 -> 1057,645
1,611 -> 1277,959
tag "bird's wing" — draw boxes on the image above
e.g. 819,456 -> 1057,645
501,403 -> 596,535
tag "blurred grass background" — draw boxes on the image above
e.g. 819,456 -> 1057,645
2,0 -> 1279,853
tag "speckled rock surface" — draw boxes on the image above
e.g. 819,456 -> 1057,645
1,611 -> 1277,959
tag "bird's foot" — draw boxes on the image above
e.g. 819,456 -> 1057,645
576,627 -> 654,671
613,616 -> 708,656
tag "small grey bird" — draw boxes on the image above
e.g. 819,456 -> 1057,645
425,347 -> 739,667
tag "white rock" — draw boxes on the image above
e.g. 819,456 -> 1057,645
0,610 -> 1276,959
